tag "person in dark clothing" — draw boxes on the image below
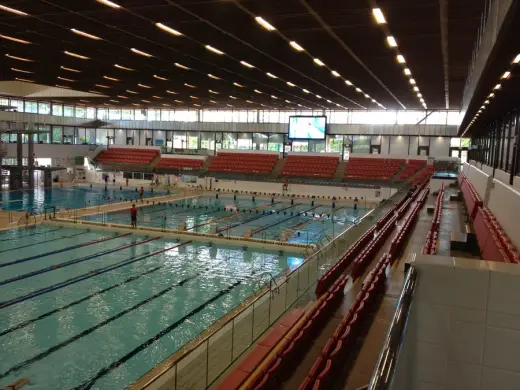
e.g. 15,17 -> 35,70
139,186 -> 145,202
130,204 -> 137,228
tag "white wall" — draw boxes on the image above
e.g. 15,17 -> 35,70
409,136 -> 419,156
380,135 -> 389,155
393,255 -> 520,390
465,164 -> 490,202
389,135 -> 409,155
430,136 -> 449,157
161,154 -> 205,160
5,143 -> 92,158
487,179 -> 520,249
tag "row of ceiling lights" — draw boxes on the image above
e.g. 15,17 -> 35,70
462,53 -> 520,136
371,8 -> 426,109
0,1 -> 338,110
253,16 -> 385,109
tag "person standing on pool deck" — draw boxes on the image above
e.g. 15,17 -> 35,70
139,186 -> 144,202
130,204 -> 137,228
113,174 -> 116,186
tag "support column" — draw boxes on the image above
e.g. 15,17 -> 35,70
28,134 -> 35,188
15,133 -> 23,190
511,111 -> 520,185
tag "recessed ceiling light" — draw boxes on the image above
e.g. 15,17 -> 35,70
174,100 -> 184,103
316,95 -> 322,99
271,95 -> 278,99
493,84 -> 501,90
109,99 -> 119,103
71,29 -> 102,40
488,93 -> 495,98
404,68 -> 411,76
152,96 -> 162,99
95,84 -> 110,88
126,90 -> 138,94
208,74 -> 221,80
229,96 -> 237,99
58,76 -> 74,82
355,87 -> 362,93
209,90 -> 219,94
155,22 -> 183,36
372,8 -> 386,24
117,95 -> 128,99
409,78 -> 416,85
254,89 -> 263,94
371,99 -> 376,103
254,16 -> 276,31
513,54 -> 520,64
326,99 -> 332,103
153,75 -> 168,81
97,0 -> 121,8
166,90 -> 177,95
481,105 -> 486,109
484,100 -> 490,104
190,96 -> 199,99
501,71 -> 511,79
0,4 -> 28,16
141,99 -> 151,103
15,77 -> 34,83
0,34 -> 31,44
289,41 -> 304,52
266,72 -> 277,79
287,81 -> 296,87
11,68 -> 32,74
413,86 -> 419,92
6,54 -> 33,62
205,45 -> 224,55
396,55 -> 406,63
240,61 -> 255,68
64,51 -> 89,60
131,48 -> 153,57
302,89 -> 310,93
285,99 -> 291,103
345,80 -> 353,86
364,94 -> 370,98
184,83 -> 196,88
55,84 -> 71,89
138,83 -> 152,88
331,70 -> 340,77
104,76 -> 120,81
61,66 -> 81,73
114,64 -> 134,71
417,93 -> 423,98
233,82 -> 244,88
313,58 -> 325,66
174,63 -> 190,70
386,36 -> 397,47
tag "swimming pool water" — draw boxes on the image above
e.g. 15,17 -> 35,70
0,226 -> 301,389
85,196 -> 368,245
0,185 -> 168,212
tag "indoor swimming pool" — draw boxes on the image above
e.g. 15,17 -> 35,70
0,185 -> 168,212
0,225 -> 301,389
82,195 -> 367,245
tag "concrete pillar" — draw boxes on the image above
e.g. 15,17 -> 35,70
43,170 -> 52,188
28,134 -> 35,188
16,133 -> 23,189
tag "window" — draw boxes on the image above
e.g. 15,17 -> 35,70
96,129 -> 107,145
268,134 -> 284,152
237,133 -> 252,149
161,110 -> 171,121
97,108 -> 108,120
75,106 -> 86,118
232,111 -> 249,123
460,138 -> 471,148
396,111 -> 423,124
352,135 -> 371,153
64,127 -> 74,144
63,106 -> 74,117
25,101 -> 38,113
200,132 -> 215,151
37,102 -> 50,115
253,133 -> 268,150
187,131 -> 199,149
222,132 -> 237,149
447,111 -> 462,125
426,111 -> 447,125
135,109 -> 146,121
450,138 -> 461,148
327,135 -> 343,153
122,109 -> 134,120
148,109 -> 160,121
86,128 -> 96,144
52,126 -> 63,143
173,131 -> 186,149
173,110 -> 197,122
330,111 -> 350,124
10,99 -> 23,112
109,109 -> 121,120
86,107 -> 96,119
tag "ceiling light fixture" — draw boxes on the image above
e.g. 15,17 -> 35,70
184,83 -> 196,88
227,104 -> 233,107
104,76 -> 120,81
404,68 -> 411,76
289,41 -> 304,52
174,100 -> 184,103
153,75 -> 168,81
95,84 -> 110,88
88,90 -> 102,94
345,80 -> 353,86
371,99 -> 376,103
493,84 -> 501,90
0,4 -> 28,16
355,87 -> 362,93
152,96 -> 162,99
254,89 -> 263,94
97,0 -> 121,9
488,93 -> 495,98
387,36 -> 397,47
205,45 -> 224,55
79,99 -> 91,103
372,8 -> 386,24
114,64 -> 134,71
331,70 -> 340,77
254,16 -> 276,31
417,93 -> 423,98
409,78 -> 416,85
233,82 -> 244,88
413,86 -> 419,92
71,29 -> 102,40
246,100 -> 254,104
109,99 -> 119,103
141,100 -> 151,103
61,66 -> 81,73
15,77 -> 33,83
313,58 -> 325,66
11,68 -> 32,74
229,96 -> 237,99
64,51 -> 89,60
132,103 -> 140,107
57,76 -> 74,82
208,74 -> 221,80
240,61 -> 254,68
131,48 -> 153,57
326,100 -> 332,103
286,81 -> 296,87
117,95 -> 128,99
6,54 -> 33,62
210,100 -> 217,104
174,63 -> 190,70
271,95 -> 278,99
302,89 -> 310,93
166,90 -> 177,95
162,104 -> 170,107
209,90 -> 219,94
193,104 -> 201,107
396,55 -> 406,63
316,95 -> 322,99
126,90 -> 138,94
364,94 -> 370,98
266,72 -> 277,79
513,54 -> 520,64
484,100 -> 490,104
501,71 -> 511,79
155,22 -> 183,36
0,34 -> 31,44
55,84 -> 71,89
190,96 -> 199,99
138,83 -> 152,88
285,100 -> 291,103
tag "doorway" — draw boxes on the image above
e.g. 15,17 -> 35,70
449,147 -> 469,163
371,145 -> 381,154
418,146 -> 429,156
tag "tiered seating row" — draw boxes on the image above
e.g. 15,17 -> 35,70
156,157 -> 204,170
300,187 -> 429,390
459,173 -> 483,220
409,165 -> 434,185
423,183 -> 444,255
208,153 -> 278,175
96,148 -> 159,165
344,158 -> 405,182
396,159 -> 427,181
281,156 -> 339,179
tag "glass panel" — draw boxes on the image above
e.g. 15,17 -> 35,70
396,110 -> 423,124
25,101 -> 38,113
426,111 -> 448,125
247,111 -> 257,123
268,134 -> 283,152
122,109 -> 133,120
77,128 -> 86,144
450,138 -> 461,147
173,110 -> 197,122
292,141 -> 308,152
237,133 -> 252,149
86,128 -> 96,144
460,138 -> 471,147
51,103 -> 63,116
309,140 -> 325,153
447,111 -> 462,125
63,105 -> 74,117
173,131 -> 187,149
253,133 -> 268,150
52,126 -> 63,143
97,108 -> 108,120
135,108 -> 146,120
36,124 -> 50,144
86,107 -> 96,119
96,129 -> 107,145
352,135 -> 371,153
187,131 -> 199,149
109,109 -> 121,120
200,132 -> 215,151
75,106 -> 86,118
222,133 -> 237,149
148,109 -> 160,121
161,109 -> 171,121
38,102 -> 50,115
326,135 -> 343,153
63,127 -> 74,144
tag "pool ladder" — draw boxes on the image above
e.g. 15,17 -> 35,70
252,272 -> 280,297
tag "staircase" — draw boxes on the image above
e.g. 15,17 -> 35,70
197,155 -> 215,177
333,161 -> 346,181
149,153 -> 162,169
269,158 -> 286,179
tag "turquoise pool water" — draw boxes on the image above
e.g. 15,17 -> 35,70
0,226 -> 301,389
83,196 -> 367,245
0,185 -> 168,212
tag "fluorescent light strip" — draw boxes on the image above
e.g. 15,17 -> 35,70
190,96 -> 199,99
193,104 -> 201,107
208,74 -> 221,80
209,90 -> 219,94
331,70 -> 340,77
71,29 -> 102,40
372,8 -> 386,24
126,90 -> 138,94
109,99 -> 119,103
493,84 -> 501,90
97,0 -> 121,9
153,75 -> 168,81
174,63 -> 190,70
240,61 -> 255,68
286,81 -> 296,87
104,76 -> 120,81
229,96 -> 238,99
271,95 -> 278,99
155,22 -> 182,36
15,77 -> 33,83
132,104 -> 140,107
316,95 -> 322,99
115,64 -> 134,71
6,54 -> 33,62
210,100 -> 217,104
386,36 -> 397,47
79,100 -> 90,103
396,55 -> 406,63
501,71 -> 511,79
61,66 -> 81,73
289,41 -> 304,52
254,89 -> 263,94
142,100 -> 151,103
404,68 -> 411,76
152,96 -> 162,99
174,100 -> 184,103
131,48 -> 153,57
117,95 -> 128,99
413,86 -> 419,92
285,100 -> 291,103
233,82 -> 244,88
162,104 -> 170,107
266,72 -> 277,79
513,54 -> 520,64
0,4 -> 28,16
409,78 -> 416,85
345,80 -> 353,86
95,84 -> 110,88
55,84 -> 70,89
88,90 -> 102,94
11,68 -> 32,74
355,87 -> 362,93
313,58 -> 325,66
57,76 -> 74,82
205,45 -> 224,55
302,89 -> 310,93
64,51 -> 89,60
138,83 -> 152,88
0,34 -> 31,44
166,90 -> 177,95
254,16 -> 276,31
184,83 -> 196,88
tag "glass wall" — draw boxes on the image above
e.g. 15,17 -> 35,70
253,133 -> 268,150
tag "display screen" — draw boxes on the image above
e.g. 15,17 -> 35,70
288,116 -> 326,139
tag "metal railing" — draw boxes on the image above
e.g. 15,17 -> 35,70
368,267 -> 418,390
128,188 -> 407,390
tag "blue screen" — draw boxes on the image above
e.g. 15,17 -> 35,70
289,116 -> 326,139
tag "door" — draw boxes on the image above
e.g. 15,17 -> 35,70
126,137 -> 134,145
371,145 -> 381,154
418,146 -> 429,156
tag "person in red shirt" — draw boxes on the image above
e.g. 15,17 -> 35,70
139,186 -> 144,202
130,204 -> 137,228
